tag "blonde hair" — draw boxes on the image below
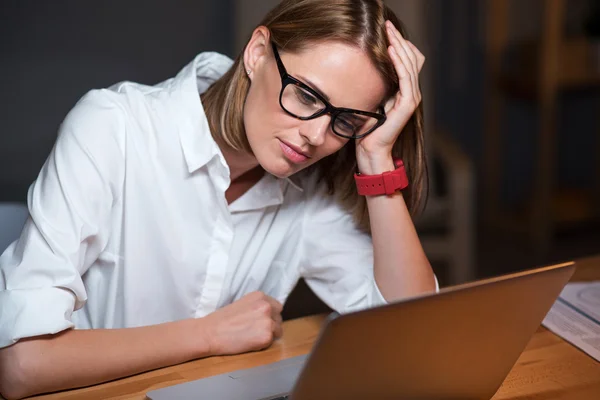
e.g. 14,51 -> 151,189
201,0 -> 428,232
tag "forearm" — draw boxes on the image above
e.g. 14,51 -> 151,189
361,157 -> 436,301
0,318 -> 208,399
367,191 -> 436,300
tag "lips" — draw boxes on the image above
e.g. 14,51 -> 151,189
279,140 -> 311,164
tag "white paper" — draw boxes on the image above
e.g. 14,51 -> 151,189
542,281 -> 600,362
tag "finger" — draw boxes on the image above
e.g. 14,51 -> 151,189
403,41 -> 424,103
386,23 -> 421,105
401,44 -> 423,104
263,294 -> 284,315
405,45 -> 423,104
394,37 -> 419,102
384,94 -> 397,114
387,38 -> 414,93
273,321 -> 283,339
388,46 -> 413,109
386,22 -> 418,76
386,25 -> 418,101
385,21 -> 421,107
391,27 -> 418,75
406,41 -> 426,72
272,312 -> 283,325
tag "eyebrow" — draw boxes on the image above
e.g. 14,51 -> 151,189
296,73 -> 382,114
296,74 -> 331,103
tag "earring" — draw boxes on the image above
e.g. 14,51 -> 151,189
246,69 -> 251,75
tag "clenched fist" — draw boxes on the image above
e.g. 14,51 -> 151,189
200,291 -> 283,356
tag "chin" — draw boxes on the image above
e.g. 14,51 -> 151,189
259,157 -> 297,179
255,146 -> 309,178
250,137 -> 313,179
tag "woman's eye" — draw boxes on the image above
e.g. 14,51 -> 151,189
335,117 -> 364,134
296,88 -> 317,105
336,118 -> 354,132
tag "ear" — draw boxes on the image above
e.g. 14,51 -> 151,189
243,26 -> 271,81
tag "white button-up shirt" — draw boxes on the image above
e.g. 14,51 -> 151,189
0,52 -> 389,348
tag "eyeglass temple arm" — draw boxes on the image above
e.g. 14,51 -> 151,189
271,42 -> 287,79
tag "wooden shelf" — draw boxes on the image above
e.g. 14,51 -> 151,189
484,0 -> 600,258
497,37 -> 600,99
486,188 -> 600,243
552,188 -> 599,225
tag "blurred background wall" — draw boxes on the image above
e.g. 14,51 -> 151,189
432,0 -> 599,281
1,1 -> 598,294
0,0 -> 234,201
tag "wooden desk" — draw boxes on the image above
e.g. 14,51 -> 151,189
31,256 -> 600,400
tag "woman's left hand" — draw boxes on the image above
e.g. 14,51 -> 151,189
355,20 -> 425,173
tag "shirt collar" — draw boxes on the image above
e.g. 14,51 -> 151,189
285,176 -> 304,192
169,52 -> 304,207
228,174 -> 306,212
171,51 -> 233,174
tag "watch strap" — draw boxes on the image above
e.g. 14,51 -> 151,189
354,158 -> 408,196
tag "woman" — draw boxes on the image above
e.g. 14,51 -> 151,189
0,0 -> 436,398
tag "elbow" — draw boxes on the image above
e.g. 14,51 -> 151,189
0,341 -> 43,400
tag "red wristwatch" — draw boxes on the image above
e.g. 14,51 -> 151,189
354,158 -> 408,196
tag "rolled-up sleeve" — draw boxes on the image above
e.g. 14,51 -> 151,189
298,181 -> 386,314
0,90 -> 124,348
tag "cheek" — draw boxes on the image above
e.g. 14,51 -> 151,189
313,135 -> 349,161
244,81 -> 268,122
244,78 -> 286,141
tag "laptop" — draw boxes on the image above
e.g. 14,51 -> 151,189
147,261 -> 575,400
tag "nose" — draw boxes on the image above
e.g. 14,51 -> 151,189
299,114 -> 331,147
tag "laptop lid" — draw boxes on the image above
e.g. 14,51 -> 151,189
290,261 -> 575,399
147,261 -> 575,400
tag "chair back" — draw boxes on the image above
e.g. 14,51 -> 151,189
0,202 -> 29,254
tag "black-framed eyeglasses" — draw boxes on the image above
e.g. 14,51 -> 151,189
271,42 -> 386,140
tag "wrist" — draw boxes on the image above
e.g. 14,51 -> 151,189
355,144 -> 395,175
356,153 -> 395,175
354,157 -> 408,196
186,317 -> 215,358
